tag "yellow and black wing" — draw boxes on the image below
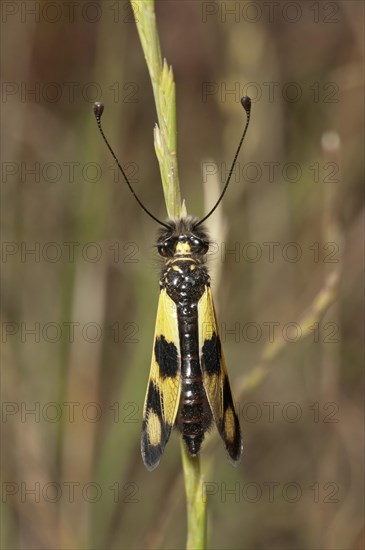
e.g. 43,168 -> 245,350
198,287 -> 243,463
141,288 -> 181,470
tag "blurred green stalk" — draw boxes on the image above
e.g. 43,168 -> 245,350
131,1 -> 206,548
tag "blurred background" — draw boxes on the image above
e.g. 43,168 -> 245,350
1,1 -> 364,549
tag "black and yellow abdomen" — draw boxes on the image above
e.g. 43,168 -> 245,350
162,256 -> 212,455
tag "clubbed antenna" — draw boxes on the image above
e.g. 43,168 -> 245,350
195,96 -> 252,227
93,102 -> 170,228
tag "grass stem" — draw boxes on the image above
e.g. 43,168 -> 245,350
132,2 -> 207,548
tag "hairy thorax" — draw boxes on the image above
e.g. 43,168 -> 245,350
161,257 -> 209,307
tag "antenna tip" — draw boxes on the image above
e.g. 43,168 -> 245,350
93,102 -> 104,119
240,96 -> 251,113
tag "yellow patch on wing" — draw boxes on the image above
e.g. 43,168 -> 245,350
143,289 -> 181,427
146,411 -> 162,446
224,406 -> 236,444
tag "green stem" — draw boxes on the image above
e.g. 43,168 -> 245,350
181,442 -> 207,550
132,0 -> 181,218
132,1 -> 206,548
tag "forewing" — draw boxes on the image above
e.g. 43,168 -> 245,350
198,287 -> 242,463
141,289 -> 181,470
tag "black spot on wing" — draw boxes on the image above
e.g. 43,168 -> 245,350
155,335 -> 179,378
146,381 -> 163,417
201,332 -> 221,375
222,376 -> 234,408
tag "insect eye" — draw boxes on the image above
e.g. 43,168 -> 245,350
190,236 -> 209,254
158,239 -> 175,257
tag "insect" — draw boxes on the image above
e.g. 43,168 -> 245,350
94,96 -> 251,470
